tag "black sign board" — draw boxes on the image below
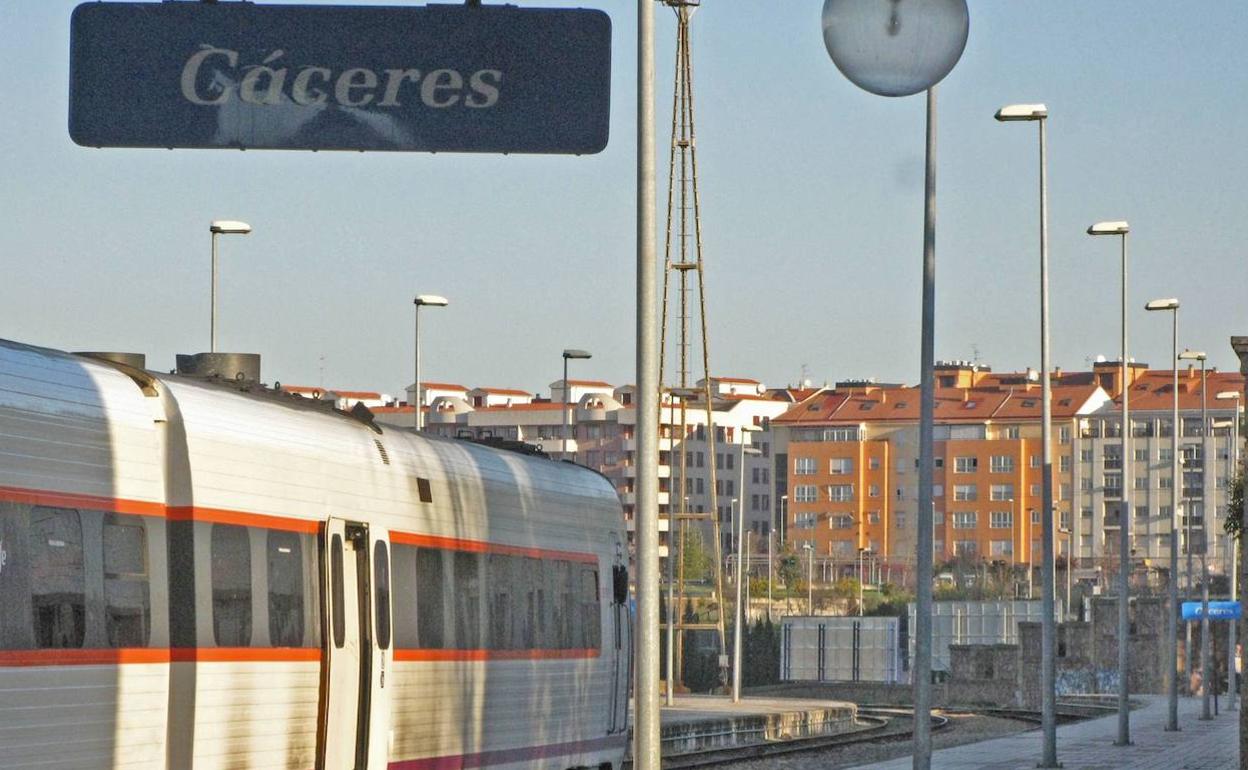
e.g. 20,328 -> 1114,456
69,2 -> 612,154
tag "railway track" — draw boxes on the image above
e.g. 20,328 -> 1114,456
625,707 -> 950,769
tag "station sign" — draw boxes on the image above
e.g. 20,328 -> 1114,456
69,2 -> 611,154
1181,601 -> 1242,621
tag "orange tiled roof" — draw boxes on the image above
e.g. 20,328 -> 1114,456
1108,370 -> 1244,412
472,387 -> 532,396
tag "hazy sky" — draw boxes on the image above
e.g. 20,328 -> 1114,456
2,2 -> 1246,398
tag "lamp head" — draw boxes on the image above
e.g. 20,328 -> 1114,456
1144,298 -> 1180,312
1178,349 -> 1207,362
414,294 -> 449,307
562,348 -> 592,360
994,103 -> 1047,121
1087,221 -> 1129,236
1216,391 -> 1241,401
210,220 -> 252,235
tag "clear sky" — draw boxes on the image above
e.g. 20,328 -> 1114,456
2,1 -> 1246,397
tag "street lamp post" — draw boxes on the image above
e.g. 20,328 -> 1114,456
779,494 -> 788,547
996,102 -> 1058,764
1180,349 -> 1212,719
208,220 -> 251,353
804,543 -> 814,615
412,295 -> 449,430
1217,389 -> 1242,711
858,547 -> 868,616
732,444 -> 762,704
561,349 -> 592,459
821,6 -> 969,765
1088,219 -> 1132,744
1146,297 -> 1181,730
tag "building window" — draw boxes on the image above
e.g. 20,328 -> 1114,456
1031,510 -> 1041,524
827,484 -> 854,502
933,484 -> 944,498
1081,448 -> 1094,462
829,458 -> 853,475
989,511 -> 1013,529
1159,447 -> 1173,462
952,512 -> 977,529
1030,484 -> 1041,497
795,513 -> 818,529
953,484 -> 977,501
990,484 -> 1014,501
832,514 -> 854,529
1080,477 -> 1093,491
794,457 -> 816,476
868,511 -> 881,525
1030,455 -> 1042,468
1060,455 -> 1072,472
1059,483 -> 1071,500
896,512 -> 907,528
1059,426 -> 1072,443
1103,446 -> 1122,470
869,484 -> 880,498
955,456 -> 978,474
1134,476 -> 1149,490
990,540 -> 1013,556
869,457 -> 881,470
794,485 -> 818,503
1135,448 -> 1149,462
1004,426 -> 1021,439
954,540 -> 978,556
990,455 -> 1014,473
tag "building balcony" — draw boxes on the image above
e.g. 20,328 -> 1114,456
623,463 -> 671,479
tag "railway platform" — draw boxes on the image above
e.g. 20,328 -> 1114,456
849,695 -> 1237,770
634,695 -> 864,761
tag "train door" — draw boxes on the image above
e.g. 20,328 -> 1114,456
320,519 -> 392,770
607,537 -> 632,734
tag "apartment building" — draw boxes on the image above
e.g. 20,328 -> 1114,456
377,376 -> 803,554
774,363 -> 1108,568
772,360 -> 1246,577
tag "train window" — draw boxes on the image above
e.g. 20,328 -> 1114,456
521,556 -> 542,649
453,550 -> 482,649
102,514 -> 150,647
30,507 -> 85,649
268,531 -> 304,647
579,566 -> 600,649
331,534 -> 345,649
487,553 -> 514,650
390,544 -> 419,647
211,524 -> 252,647
373,541 -> 391,650
416,548 -> 445,648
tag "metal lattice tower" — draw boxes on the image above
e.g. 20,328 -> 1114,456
657,0 -> 728,695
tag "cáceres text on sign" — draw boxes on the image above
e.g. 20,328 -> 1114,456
179,46 -> 503,110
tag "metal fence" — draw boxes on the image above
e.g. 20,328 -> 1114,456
780,616 -> 903,684
906,599 -> 1062,674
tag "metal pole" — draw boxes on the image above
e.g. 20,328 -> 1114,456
758,531 -> 768,621
732,503 -> 744,701
858,548 -> 865,616
1231,405 -> 1241,711
633,0 -> 660,764
413,304 -> 421,430
1037,115 -> 1060,765
210,231 -> 218,353
1188,435 -> 1196,695
1201,360 -> 1213,720
562,356 -> 570,459
913,86 -> 937,770
666,499 -> 676,707
1168,308 -> 1181,731
1232,528 -> 1240,711
807,547 -> 814,615
1116,230 -> 1132,746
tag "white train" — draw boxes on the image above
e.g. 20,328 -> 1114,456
0,339 -> 631,769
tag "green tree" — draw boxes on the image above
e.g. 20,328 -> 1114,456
1224,470 -> 1243,540
679,528 -> 712,584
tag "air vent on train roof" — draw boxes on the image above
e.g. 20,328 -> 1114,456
176,352 -> 261,383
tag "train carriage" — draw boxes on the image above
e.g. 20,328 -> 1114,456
0,339 -> 631,769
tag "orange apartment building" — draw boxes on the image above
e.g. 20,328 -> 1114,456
773,362 -> 1112,569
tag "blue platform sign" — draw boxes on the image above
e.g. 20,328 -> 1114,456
1181,601 -> 1242,621
69,2 -> 611,154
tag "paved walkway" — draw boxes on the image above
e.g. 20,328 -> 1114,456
850,696 -> 1238,770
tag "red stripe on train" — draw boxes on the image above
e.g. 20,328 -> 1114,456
0,648 -> 321,666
